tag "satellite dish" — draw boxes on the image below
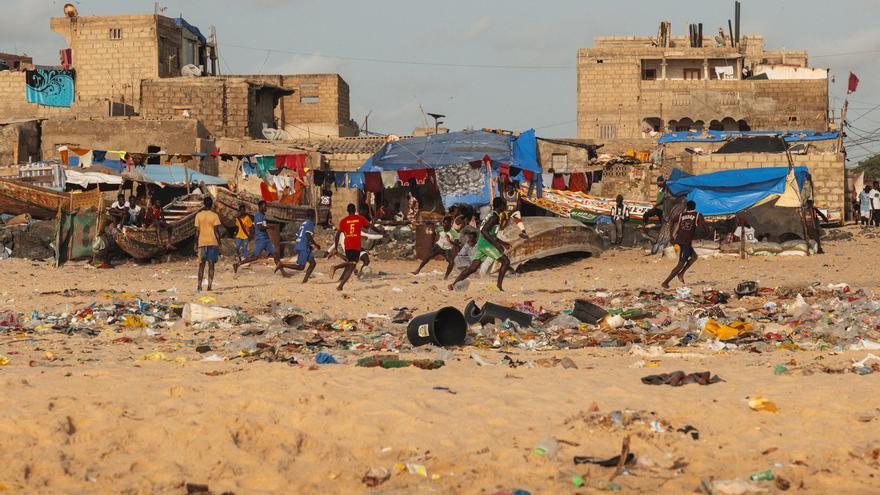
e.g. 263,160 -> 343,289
181,64 -> 203,77
63,3 -> 78,17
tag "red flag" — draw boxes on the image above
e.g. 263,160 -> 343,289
848,72 -> 860,93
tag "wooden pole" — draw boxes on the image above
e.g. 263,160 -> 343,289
185,164 -> 191,195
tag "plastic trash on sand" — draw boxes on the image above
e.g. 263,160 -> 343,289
182,303 -> 236,323
315,352 -> 338,364
532,437 -> 560,459
747,396 -> 779,413
786,294 -> 810,317
704,320 -> 752,340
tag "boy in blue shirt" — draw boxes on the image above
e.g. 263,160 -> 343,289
276,209 -> 321,283
233,200 -> 288,277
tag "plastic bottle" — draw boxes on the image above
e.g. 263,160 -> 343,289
532,437 -> 560,459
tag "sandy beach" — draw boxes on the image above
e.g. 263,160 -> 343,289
2,229 -> 880,494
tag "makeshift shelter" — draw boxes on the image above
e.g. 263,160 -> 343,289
358,129 -> 540,208
663,166 -> 817,253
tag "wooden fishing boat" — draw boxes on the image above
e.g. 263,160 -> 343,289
209,186 -> 330,227
112,196 -> 204,260
501,217 -> 604,270
0,178 -> 99,220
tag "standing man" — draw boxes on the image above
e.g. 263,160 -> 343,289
502,181 -> 529,239
642,176 -> 667,227
804,199 -> 828,254
412,215 -> 459,279
194,196 -> 222,293
661,200 -> 703,288
859,184 -> 872,226
277,209 -> 321,283
870,181 -> 880,227
233,201 -> 288,277
335,203 -> 371,291
449,197 -> 512,292
233,204 -> 253,261
611,194 -> 628,245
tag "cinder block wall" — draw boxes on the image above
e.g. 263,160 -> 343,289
690,152 -> 845,214
0,71 -> 75,119
51,15 -> 165,109
141,77 -> 280,139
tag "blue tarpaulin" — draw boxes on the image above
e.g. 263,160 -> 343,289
667,166 -> 808,216
124,165 -> 227,187
658,130 -> 839,144
358,129 -> 541,173
175,17 -> 207,44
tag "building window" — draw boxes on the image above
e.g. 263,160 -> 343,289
788,116 -> 798,123
551,153 -> 569,172
643,68 -> 657,81
599,124 -> 617,140
299,83 -> 320,104
683,68 -> 701,80
109,28 -> 123,40
672,92 -> 691,106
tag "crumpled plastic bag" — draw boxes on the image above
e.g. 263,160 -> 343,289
704,320 -> 752,340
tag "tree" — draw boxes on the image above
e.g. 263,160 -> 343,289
855,154 -> 880,180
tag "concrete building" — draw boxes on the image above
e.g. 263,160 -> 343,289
49,14 -> 215,110
0,52 -> 33,71
139,77 -> 292,139
577,34 -> 829,140
234,74 -> 358,138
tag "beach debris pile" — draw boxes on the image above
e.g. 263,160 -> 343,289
2,282 -> 880,368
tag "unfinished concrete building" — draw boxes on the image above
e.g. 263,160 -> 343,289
577,34 -> 829,140
139,77 -> 292,139
49,13 -> 216,111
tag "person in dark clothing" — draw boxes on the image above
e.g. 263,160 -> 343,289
805,199 -> 828,254
642,176 -> 667,227
611,194 -> 628,245
662,200 -> 703,288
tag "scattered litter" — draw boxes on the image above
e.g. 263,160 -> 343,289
747,396 -> 779,413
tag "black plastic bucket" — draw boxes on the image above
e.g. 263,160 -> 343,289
407,307 -> 467,347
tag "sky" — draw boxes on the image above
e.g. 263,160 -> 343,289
2,0 -> 879,163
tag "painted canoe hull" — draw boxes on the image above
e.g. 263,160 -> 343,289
112,197 -> 202,260
0,179 -> 70,219
500,217 -> 604,269
209,186 -> 330,227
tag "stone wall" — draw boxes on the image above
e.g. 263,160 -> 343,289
689,152 -> 845,216
536,140 -> 593,173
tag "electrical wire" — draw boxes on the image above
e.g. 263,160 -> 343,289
218,42 -> 574,70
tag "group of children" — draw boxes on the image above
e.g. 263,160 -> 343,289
192,197 -> 376,292
413,181 -> 530,292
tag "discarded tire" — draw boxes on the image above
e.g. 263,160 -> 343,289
407,306 -> 467,347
